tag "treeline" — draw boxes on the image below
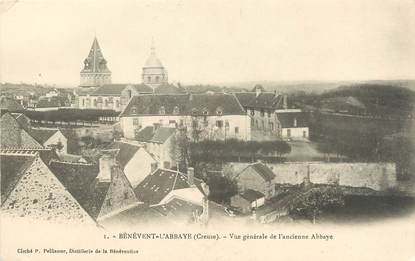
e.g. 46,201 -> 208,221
24,109 -> 120,124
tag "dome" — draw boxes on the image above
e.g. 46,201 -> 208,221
144,53 -> 163,68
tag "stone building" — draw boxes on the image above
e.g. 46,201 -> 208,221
141,43 -> 168,88
1,151 -> 95,225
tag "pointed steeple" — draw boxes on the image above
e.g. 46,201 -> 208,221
80,37 -> 112,87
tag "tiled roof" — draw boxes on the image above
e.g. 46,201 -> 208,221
276,111 -> 309,128
150,127 -> 175,144
0,154 -> 35,204
120,93 -> 246,117
250,162 -> 276,181
240,189 -> 265,202
104,141 -> 142,168
90,84 -> 128,96
134,169 -> 191,205
135,126 -> 155,142
28,128 -> 58,144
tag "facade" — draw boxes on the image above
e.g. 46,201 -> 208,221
136,126 -> 176,168
276,110 -> 309,140
233,85 -> 284,141
79,37 -> 112,87
120,93 -> 251,141
233,162 -> 276,200
1,151 -> 95,225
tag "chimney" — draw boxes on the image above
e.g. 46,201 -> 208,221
255,85 -> 262,97
283,94 -> 288,109
98,154 -> 116,182
187,167 -> 195,186
150,162 -> 158,173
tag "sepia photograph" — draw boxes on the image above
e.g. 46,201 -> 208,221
1,0 -> 414,260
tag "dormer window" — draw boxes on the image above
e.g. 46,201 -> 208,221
191,108 -> 198,116
159,106 -> 166,115
202,108 -> 209,115
131,106 -> 137,114
293,117 -> 297,127
173,106 -> 180,115
216,107 -> 223,116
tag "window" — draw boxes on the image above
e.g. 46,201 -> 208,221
133,118 -> 139,126
287,129 -> 291,137
216,107 -> 223,115
156,76 -> 160,82
179,119 -> 184,126
225,120 -> 229,128
147,76 -> 151,82
116,100 -> 120,108
82,99 -> 85,106
173,106 -> 180,115
293,118 -> 297,127
235,127 -> 239,134
251,118 -> 254,126
250,109 -> 255,116
106,199 -> 112,206
124,192 -> 129,199
216,120 -> 223,128
192,120 -> 198,128
203,108 -> 209,115
260,109 -> 265,117
159,106 -> 166,115
105,99 -> 108,107
131,106 -> 137,114
270,122 -> 274,131
303,130 -> 307,138
267,110 -> 271,118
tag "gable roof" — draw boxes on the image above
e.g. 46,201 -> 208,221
153,84 -> 187,94
134,168 -> 192,205
28,128 -> 59,144
233,92 -> 282,109
0,154 -> 35,205
240,189 -> 265,202
152,198 -> 202,217
120,93 -> 246,117
103,141 -> 143,168
150,127 -> 175,144
36,96 -> 67,108
276,111 -> 309,128
235,162 -> 275,182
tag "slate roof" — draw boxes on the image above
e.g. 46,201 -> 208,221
250,162 -> 276,181
153,84 -> 187,94
28,128 -> 59,144
81,37 -> 111,73
120,93 -> 245,117
103,141 -> 147,168
0,154 -> 35,205
135,126 -> 155,142
48,161 -> 106,218
36,96 -> 68,108
240,189 -> 265,202
276,111 -> 309,128
90,84 -> 153,96
152,198 -> 202,217
150,127 -> 175,144
134,169 -> 192,205
234,92 -> 282,109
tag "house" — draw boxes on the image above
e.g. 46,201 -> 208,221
134,167 -> 207,206
233,162 -> 276,200
135,126 -> 176,168
230,189 -> 265,214
233,85 -> 284,140
320,96 -> 366,114
29,128 -> 68,154
120,93 -> 250,141
0,96 -> 24,112
102,141 -> 158,188
49,153 -> 142,221
0,112 -> 43,149
0,150 -> 96,225
36,96 -> 69,110
276,111 -> 309,140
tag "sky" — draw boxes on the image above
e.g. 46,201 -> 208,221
0,0 -> 414,86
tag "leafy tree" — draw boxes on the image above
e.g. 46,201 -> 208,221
290,186 -> 345,224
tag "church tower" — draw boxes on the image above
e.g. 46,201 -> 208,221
142,41 -> 168,88
80,37 -> 112,87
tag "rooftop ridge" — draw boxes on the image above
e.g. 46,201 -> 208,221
0,149 -> 39,156
49,159 -> 95,166
0,147 -> 52,151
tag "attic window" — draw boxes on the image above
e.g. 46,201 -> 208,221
202,108 -> 209,115
216,107 -> 223,115
131,106 -> 137,114
173,106 -> 180,115
191,108 -> 198,115
159,106 -> 166,115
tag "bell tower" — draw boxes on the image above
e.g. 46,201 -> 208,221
80,37 -> 112,87
142,40 -> 168,88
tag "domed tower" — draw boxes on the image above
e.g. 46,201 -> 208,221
80,37 -> 112,87
142,42 -> 168,88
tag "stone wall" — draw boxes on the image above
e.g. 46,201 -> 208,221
268,162 -> 397,191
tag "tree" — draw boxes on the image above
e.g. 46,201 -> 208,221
290,186 -> 345,224
205,172 -> 238,204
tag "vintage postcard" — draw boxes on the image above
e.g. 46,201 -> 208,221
0,0 -> 414,260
